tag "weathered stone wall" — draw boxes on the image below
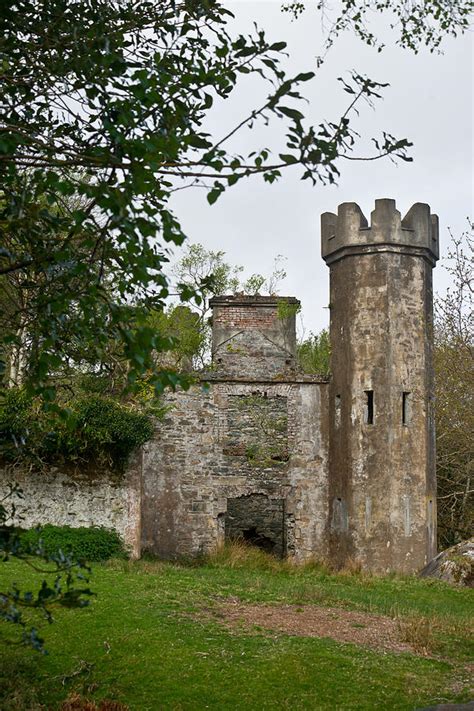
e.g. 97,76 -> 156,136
0,199 -> 439,574
141,377 -> 329,561
0,455 -> 142,558
224,393 -> 289,463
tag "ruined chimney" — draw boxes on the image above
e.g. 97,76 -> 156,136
209,295 -> 299,379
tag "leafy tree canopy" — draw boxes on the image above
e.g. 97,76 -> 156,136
1,0 -> 414,402
283,0 -> 473,53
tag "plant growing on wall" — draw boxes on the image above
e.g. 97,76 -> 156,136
225,394 -> 289,468
297,329 -> 331,377
0,390 -> 154,471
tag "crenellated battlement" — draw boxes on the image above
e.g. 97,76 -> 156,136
321,198 -> 439,265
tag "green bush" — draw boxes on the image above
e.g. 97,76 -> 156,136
0,388 -> 39,458
0,390 -> 154,470
18,525 -> 126,561
53,395 -> 155,468
297,329 -> 331,376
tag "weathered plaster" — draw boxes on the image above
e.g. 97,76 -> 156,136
0,453 -> 142,558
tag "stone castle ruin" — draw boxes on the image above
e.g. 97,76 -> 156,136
2,199 -> 440,573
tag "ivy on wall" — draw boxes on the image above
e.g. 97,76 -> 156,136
0,389 -> 154,471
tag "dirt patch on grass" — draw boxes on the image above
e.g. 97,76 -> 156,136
199,599 -> 422,655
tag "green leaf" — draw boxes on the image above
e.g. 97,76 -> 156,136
278,106 -> 305,121
278,154 -> 298,164
207,182 -> 225,205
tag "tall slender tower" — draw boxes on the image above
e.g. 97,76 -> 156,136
322,199 -> 438,573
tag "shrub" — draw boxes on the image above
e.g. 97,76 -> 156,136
0,390 -> 154,470
297,329 -> 331,376
54,395 -> 155,469
0,388 -> 40,458
18,525 -> 126,562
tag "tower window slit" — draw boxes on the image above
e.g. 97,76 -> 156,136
364,390 -> 374,425
335,395 -> 341,428
402,392 -> 411,425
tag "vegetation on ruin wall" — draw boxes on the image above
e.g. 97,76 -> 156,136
236,395 -> 289,467
0,388 -> 154,471
297,329 -> 331,377
1,548 -> 472,709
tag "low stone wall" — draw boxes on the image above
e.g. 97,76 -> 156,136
0,454 -> 142,558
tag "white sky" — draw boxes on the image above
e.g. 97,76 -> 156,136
170,1 -> 473,335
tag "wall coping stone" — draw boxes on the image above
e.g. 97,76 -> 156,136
199,374 -> 330,384
209,295 -> 300,308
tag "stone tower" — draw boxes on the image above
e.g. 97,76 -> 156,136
322,199 -> 439,573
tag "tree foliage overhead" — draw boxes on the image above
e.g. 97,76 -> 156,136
283,0 -> 473,53
0,0 -> 413,399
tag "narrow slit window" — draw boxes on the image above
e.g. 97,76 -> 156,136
402,392 -> 411,425
364,390 -> 374,425
335,395 -> 341,429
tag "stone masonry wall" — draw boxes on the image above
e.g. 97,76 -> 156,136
224,393 -> 289,463
141,378 -> 329,561
0,200 -> 438,574
0,454 -> 142,558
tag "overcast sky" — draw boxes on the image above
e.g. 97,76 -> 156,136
170,0 -> 473,335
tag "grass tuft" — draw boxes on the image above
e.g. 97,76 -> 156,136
59,693 -> 129,710
397,615 -> 438,655
203,540 -> 332,574
205,540 -> 290,571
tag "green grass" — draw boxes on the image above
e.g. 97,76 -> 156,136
1,546 -> 472,710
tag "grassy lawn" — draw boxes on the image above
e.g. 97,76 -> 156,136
1,547 -> 472,710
